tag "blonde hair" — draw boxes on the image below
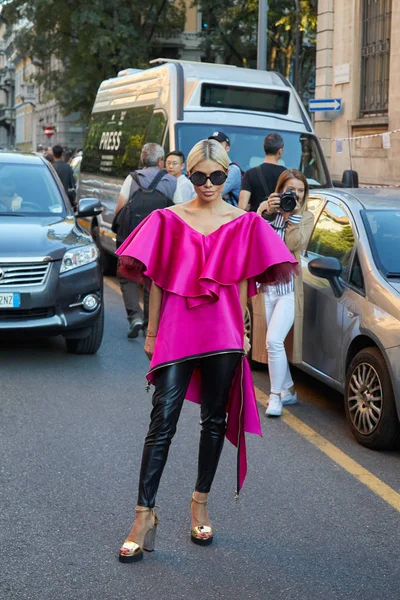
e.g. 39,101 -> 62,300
187,139 -> 230,173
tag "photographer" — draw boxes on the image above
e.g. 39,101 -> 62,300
257,170 -> 314,417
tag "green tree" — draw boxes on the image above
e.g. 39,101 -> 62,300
198,0 -> 317,98
2,0 -> 186,121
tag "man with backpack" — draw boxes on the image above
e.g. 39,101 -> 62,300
113,143 -> 176,338
208,132 -> 242,206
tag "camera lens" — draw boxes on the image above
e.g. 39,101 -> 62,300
279,190 -> 297,213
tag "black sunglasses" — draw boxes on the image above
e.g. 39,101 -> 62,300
189,170 -> 228,186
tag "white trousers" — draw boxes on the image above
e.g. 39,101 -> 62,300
264,289 -> 295,395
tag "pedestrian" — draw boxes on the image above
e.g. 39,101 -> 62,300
208,131 -> 241,206
239,133 -> 286,212
114,143 -> 176,339
64,150 -> 73,164
52,145 -> 76,206
165,150 -> 196,204
115,139 -> 297,563
44,149 -> 54,164
257,169 -> 314,417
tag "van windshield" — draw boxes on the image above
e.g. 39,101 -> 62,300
175,124 -> 330,188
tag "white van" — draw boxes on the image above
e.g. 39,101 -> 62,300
78,59 -> 332,272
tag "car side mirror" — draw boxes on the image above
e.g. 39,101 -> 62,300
308,257 -> 345,298
76,198 -> 103,218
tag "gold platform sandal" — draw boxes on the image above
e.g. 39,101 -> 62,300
190,493 -> 213,547
119,507 -> 158,563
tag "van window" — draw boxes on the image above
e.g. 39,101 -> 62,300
81,106 -> 166,178
147,111 -> 167,147
176,123 -> 329,188
201,83 -> 290,115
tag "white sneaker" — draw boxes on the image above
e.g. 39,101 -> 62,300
266,394 -> 283,417
281,388 -> 297,405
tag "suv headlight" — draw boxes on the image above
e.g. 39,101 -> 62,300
60,243 -> 99,273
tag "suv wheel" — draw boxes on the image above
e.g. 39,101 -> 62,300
345,347 -> 400,449
92,225 -> 117,275
65,305 -> 104,355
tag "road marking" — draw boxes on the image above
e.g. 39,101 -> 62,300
255,386 -> 400,512
104,277 -> 400,513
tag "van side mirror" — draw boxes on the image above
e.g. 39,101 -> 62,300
332,170 -> 359,188
308,257 -> 345,298
341,170 -> 359,188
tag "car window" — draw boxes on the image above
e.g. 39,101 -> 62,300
307,201 -> 356,279
0,163 -> 65,215
362,210 -> 400,277
349,251 -> 365,293
307,196 -> 326,218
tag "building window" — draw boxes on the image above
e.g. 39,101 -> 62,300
360,0 -> 392,117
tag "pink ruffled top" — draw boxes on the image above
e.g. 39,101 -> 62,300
116,209 -> 298,493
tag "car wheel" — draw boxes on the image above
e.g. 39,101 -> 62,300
92,225 -> 117,276
345,347 -> 400,450
65,305 -> 104,355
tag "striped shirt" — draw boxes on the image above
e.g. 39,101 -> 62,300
266,212 -> 302,296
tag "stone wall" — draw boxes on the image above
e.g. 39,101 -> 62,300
315,0 -> 400,186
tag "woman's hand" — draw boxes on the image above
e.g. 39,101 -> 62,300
144,334 -> 156,360
244,334 -> 251,355
257,193 -> 281,216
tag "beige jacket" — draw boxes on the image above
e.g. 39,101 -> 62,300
285,210 -> 314,363
253,209 -> 314,365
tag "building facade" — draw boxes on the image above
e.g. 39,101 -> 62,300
0,4 -> 203,152
315,0 -> 399,186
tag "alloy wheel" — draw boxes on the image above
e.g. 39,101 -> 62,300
347,362 -> 383,435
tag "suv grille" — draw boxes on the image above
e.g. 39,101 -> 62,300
0,307 -> 55,321
0,262 -> 50,286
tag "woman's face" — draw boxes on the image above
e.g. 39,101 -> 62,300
189,159 -> 227,203
282,177 -> 306,205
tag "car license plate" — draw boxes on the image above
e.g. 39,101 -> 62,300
0,293 -> 21,308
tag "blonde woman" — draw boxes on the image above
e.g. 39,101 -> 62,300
116,140 -> 297,563
257,169 -> 314,417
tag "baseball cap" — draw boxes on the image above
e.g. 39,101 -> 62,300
208,131 -> 230,145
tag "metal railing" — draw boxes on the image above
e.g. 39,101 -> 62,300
360,0 -> 392,117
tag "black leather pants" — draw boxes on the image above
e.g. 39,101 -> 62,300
137,352 -> 242,508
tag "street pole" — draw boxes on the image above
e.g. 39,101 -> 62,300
294,0 -> 301,90
257,0 -> 268,70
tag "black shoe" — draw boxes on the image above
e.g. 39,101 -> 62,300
128,318 -> 144,339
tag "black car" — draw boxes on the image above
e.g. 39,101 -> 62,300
0,152 -> 104,353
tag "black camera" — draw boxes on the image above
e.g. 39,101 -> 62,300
278,189 -> 298,213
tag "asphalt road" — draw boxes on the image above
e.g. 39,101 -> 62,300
1,282 -> 399,600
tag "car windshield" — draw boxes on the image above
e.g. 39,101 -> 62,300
0,163 -> 65,216
362,210 -> 400,276
175,124 -> 330,188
